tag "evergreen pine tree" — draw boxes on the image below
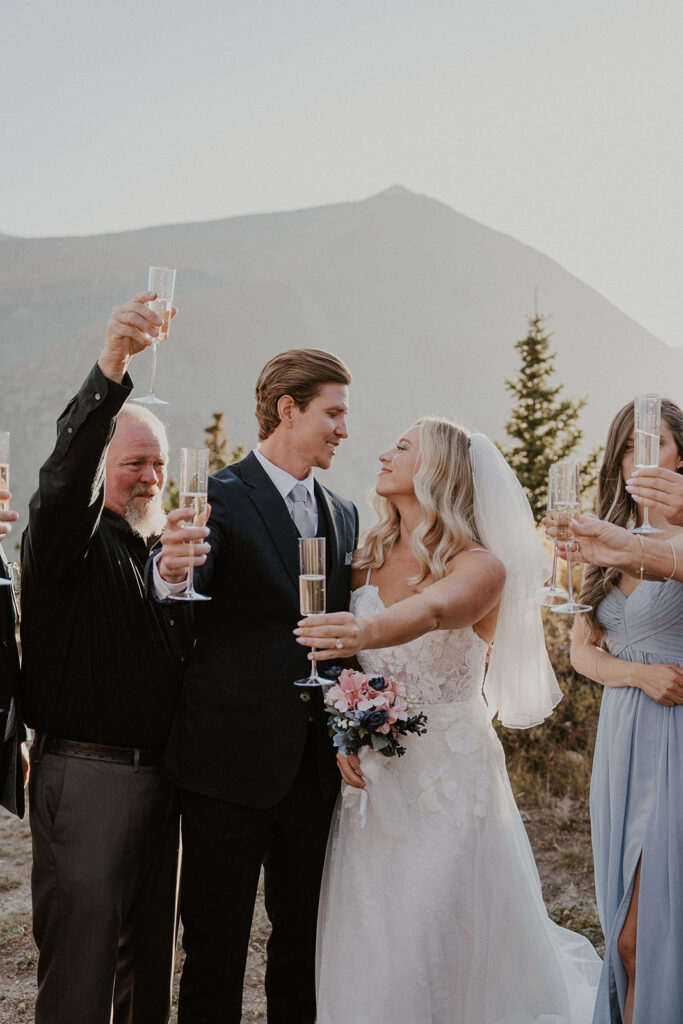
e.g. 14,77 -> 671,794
203,412 -> 245,473
165,413 -> 244,510
500,305 -> 599,522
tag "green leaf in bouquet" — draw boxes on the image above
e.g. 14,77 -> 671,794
370,733 -> 390,751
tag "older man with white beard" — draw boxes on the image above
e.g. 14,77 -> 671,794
19,294 -> 191,1024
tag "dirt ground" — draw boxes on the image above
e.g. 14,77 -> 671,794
0,795 -> 602,1023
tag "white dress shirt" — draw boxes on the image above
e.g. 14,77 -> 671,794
252,448 -> 318,531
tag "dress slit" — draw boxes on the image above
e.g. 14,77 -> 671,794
604,850 -> 643,1021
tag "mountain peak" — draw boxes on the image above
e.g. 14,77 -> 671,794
373,185 -> 411,199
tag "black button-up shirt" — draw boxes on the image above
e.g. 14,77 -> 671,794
19,364 -> 190,750
0,552 -> 19,715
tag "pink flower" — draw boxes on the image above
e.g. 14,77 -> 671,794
339,669 -> 366,693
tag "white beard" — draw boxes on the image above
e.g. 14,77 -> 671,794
123,495 -> 167,541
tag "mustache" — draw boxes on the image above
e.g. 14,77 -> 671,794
129,484 -> 160,499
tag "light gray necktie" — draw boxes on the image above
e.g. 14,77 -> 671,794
289,482 -> 316,538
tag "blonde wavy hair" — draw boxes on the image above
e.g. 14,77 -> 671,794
354,417 -> 482,587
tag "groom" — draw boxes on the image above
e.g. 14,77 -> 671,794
156,348 -> 357,1023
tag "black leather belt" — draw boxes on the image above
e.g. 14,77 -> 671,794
41,736 -> 162,767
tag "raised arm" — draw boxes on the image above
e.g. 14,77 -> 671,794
23,294 -> 167,584
295,549 -> 505,661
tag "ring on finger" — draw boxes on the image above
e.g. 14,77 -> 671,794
335,638 -> 344,650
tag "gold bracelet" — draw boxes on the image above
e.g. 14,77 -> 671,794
664,539 -> 677,582
595,650 -> 607,685
637,534 -> 645,587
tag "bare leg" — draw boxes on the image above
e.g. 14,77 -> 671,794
617,859 -> 642,1024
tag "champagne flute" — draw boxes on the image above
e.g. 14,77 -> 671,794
549,461 -> 592,615
293,537 -> 328,687
631,393 -> 665,535
169,447 -> 211,602
133,266 -> 176,406
535,464 -> 569,606
0,432 -> 13,588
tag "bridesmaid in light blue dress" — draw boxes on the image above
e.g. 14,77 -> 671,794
571,398 -> 683,1024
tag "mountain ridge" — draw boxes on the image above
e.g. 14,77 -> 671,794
1,187 -> 679,531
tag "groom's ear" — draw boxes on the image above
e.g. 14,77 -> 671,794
276,394 -> 297,428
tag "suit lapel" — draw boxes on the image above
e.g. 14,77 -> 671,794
239,453 -> 300,592
238,453 -> 349,604
316,482 -> 347,608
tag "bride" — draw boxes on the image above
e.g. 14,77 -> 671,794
295,417 -> 601,1024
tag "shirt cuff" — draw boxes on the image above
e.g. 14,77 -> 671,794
152,552 -> 188,599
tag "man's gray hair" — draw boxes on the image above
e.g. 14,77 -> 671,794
117,402 -> 168,440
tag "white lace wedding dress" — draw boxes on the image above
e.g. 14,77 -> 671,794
316,584 -> 601,1024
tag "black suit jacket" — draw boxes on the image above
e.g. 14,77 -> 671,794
164,452 -> 359,809
0,549 -> 25,817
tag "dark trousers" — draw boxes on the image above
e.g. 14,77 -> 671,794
177,728 -> 338,1023
29,748 -> 180,1024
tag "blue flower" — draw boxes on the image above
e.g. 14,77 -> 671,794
321,663 -> 344,681
359,708 -> 390,732
368,675 -> 387,691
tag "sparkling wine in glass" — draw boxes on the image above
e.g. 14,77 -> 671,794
294,537 -> 328,687
0,432 -> 12,588
549,461 -> 592,615
535,464 -> 569,606
169,447 -> 211,602
133,266 -> 176,406
631,393 -> 664,535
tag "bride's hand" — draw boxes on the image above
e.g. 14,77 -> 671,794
336,751 -> 366,789
293,611 -> 365,661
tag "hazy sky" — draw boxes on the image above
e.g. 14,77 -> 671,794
3,0 -> 682,346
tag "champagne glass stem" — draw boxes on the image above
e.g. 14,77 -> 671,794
642,506 -> 651,531
186,540 -> 195,597
549,546 -> 559,587
148,340 -> 159,398
169,447 -> 211,601
308,646 -> 317,682
565,543 -> 575,603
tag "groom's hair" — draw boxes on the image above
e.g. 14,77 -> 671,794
255,348 -> 352,440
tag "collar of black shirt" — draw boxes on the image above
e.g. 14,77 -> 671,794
102,507 -> 161,554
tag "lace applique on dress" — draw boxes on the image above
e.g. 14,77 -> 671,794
350,584 -> 489,706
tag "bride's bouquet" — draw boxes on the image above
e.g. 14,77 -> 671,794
323,668 -> 428,758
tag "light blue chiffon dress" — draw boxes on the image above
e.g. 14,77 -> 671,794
591,578 -> 683,1023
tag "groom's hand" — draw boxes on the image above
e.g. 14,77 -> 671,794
157,506 -> 211,583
